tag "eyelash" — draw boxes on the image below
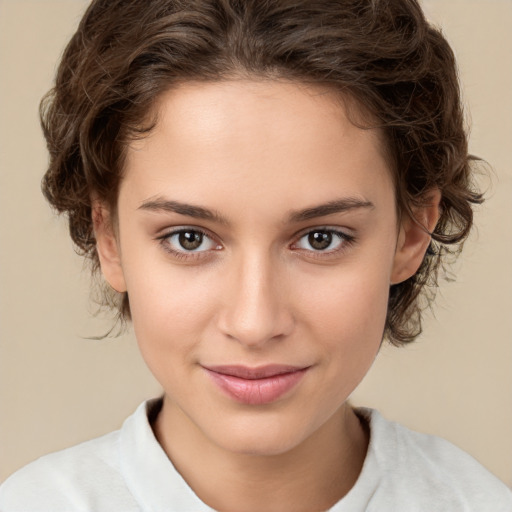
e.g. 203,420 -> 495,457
291,228 -> 355,259
157,227 -> 221,261
156,227 -> 355,261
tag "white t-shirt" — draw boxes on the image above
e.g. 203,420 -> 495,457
1,399 -> 511,511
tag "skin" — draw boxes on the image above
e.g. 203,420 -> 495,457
94,80 -> 439,512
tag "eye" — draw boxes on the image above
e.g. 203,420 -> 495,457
293,229 -> 353,253
161,228 -> 221,254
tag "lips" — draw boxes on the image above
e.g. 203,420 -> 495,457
203,365 -> 309,405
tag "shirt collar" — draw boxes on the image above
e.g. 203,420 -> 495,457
119,398 -> 215,512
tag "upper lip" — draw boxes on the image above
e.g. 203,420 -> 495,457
202,364 -> 308,380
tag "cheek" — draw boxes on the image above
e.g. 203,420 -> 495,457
122,259 -> 218,365
295,260 -> 392,397
298,264 -> 390,342
282,264 -> 391,425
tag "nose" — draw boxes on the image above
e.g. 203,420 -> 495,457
217,251 -> 294,348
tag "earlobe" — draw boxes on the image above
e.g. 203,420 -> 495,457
391,190 -> 441,285
92,202 -> 127,293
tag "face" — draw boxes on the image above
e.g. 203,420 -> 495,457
96,80 -> 427,456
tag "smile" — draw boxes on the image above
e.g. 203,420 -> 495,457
202,365 -> 310,405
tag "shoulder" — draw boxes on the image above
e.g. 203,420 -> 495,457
359,408 -> 512,511
0,416 -> 140,511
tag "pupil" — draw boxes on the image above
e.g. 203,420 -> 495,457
179,231 -> 203,250
309,231 -> 332,250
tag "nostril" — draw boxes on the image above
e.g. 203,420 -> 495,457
218,299 -> 294,347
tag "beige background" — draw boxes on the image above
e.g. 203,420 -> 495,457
1,0 -> 511,486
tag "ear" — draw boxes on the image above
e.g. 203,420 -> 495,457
391,189 -> 441,285
92,202 -> 127,293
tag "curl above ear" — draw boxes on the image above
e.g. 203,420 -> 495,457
92,202 -> 127,293
391,189 -> 441,285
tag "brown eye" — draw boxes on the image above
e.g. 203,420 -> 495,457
163,229 -> 220,254
308,231 -> 333,250
179,230 -> 203,250
293,228 -> 352,254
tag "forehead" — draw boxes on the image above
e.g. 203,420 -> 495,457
121,80 -> 394,221
145,79 -> 384,151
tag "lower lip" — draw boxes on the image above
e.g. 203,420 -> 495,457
204,368 -> 308,405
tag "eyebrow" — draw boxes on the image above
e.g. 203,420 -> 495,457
138,196 -> 374,224
287,197 -> 374,222
138,197 -> 229,225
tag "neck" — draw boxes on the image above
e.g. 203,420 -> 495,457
153,396 -> 369,512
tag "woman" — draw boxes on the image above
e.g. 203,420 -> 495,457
1,0 -> 510,510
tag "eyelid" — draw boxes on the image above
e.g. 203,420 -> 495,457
156,226 -> 223,259
155,225 -> 355,262
290,226 -> 355,256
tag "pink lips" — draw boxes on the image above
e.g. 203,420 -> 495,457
203,365 -> 309,405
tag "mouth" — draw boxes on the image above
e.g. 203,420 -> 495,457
202,364 -> 310,405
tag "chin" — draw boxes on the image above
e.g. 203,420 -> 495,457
222,435 -> 301,457
206,414 -> 314,457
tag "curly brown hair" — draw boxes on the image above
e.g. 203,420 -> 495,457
40,0 -> 482,345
